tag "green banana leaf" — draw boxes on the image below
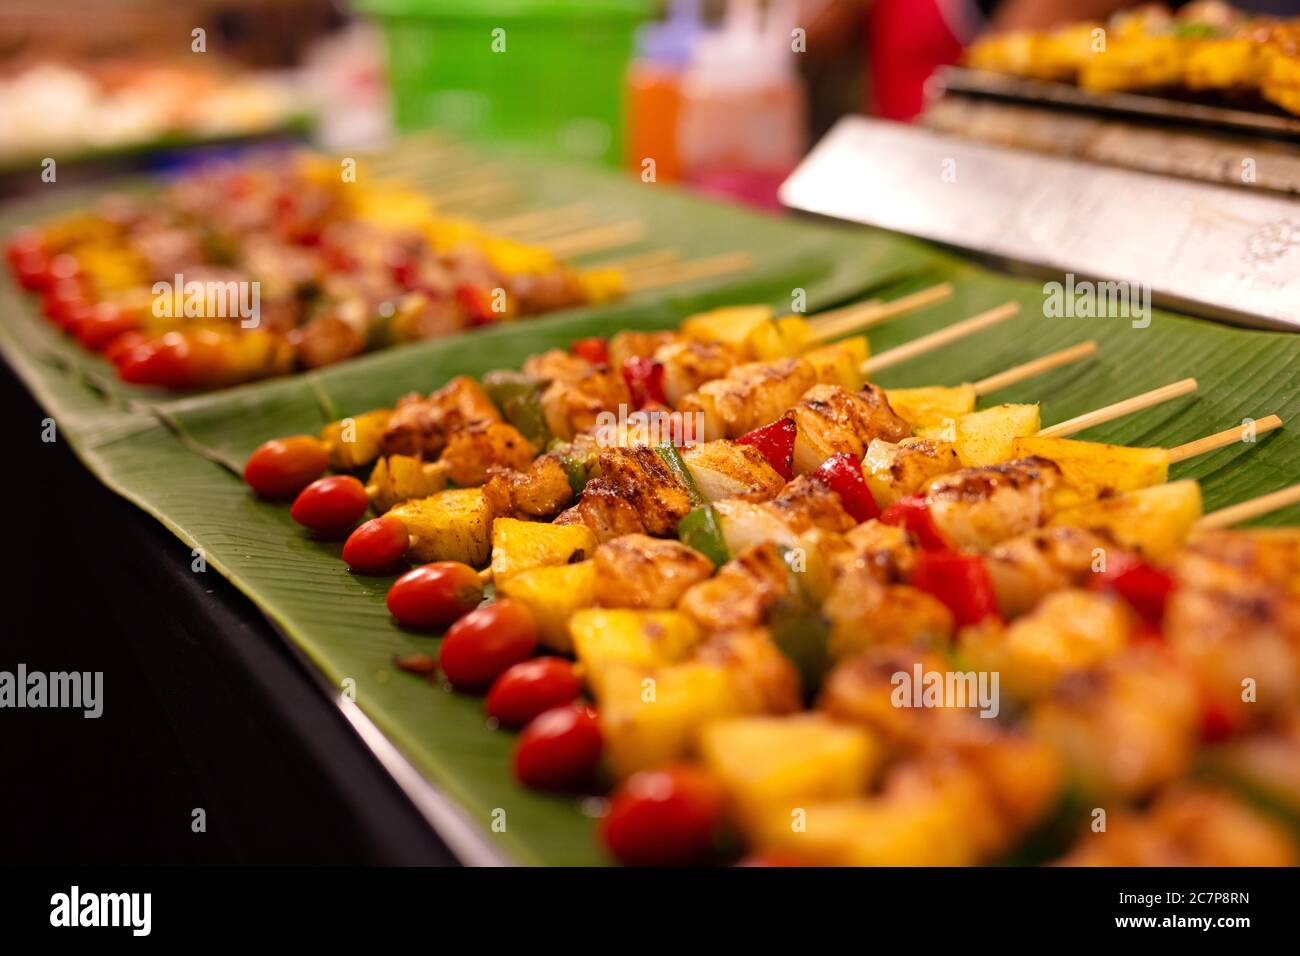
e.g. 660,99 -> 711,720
4,143 -> 1300,866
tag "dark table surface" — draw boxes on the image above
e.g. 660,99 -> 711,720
2,360 -> 457,865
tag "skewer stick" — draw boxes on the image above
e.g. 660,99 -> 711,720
590,248 -> 682,273
620,251 -> 754,292
808,283 -> 954,342
429,178 -> 518,208
860,302 -> 1019,376
1038,377 -> 1198,438
1167,415 -> 1283,464
484,203 -> 595,236
972,340 -> 1098,395
1197,483 -> 1300,530
544,220 -> 647,258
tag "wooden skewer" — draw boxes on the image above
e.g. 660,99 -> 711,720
620,251 -> 754,292
1166,415 -> 1283,464
860,302 -> 1019,376
544,220 -> 647,258
1197,483 -> 1300,529
1038,377 -> 1198,438
589,248 -> 682,273
484,203 -> 595,236
808,283 -> 954,341
972,341 -> 1098,395
429,178 -> 518,208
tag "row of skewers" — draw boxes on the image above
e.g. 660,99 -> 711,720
966,2 -> 1300,115
3,149 -> 750,390
241,284 -> 1300,866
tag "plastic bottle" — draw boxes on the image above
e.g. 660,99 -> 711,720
625,0 -> 704,183
676,0 -> 806,208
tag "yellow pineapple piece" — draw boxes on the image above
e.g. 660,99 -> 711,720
489,517 -> 596,585
320,409 -> 393,470
1012,435 -> 1168,506
804,337 -> 867,391
366,455 -> 449,514
745,315 -> 814,360
885,384 -> 977,429
389,488 -> 493,566
953,403 -> 1041,467
1048,480 -> 1202,562
680,305 -> 773,351
699,714 -> 878,832
569,609 -> 702,697
496,561 -> 598,654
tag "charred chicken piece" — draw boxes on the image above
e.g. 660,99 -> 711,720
594,534 -> 715,610
381,375 -> 501,457
922,456 -> 1063,551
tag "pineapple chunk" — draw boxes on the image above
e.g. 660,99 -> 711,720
489,517 -> 596,584
953,403 -> 1041,467
600,662 -> 751,778
681,305 -> 773,350
804,337 -> 868,392
496,561 -> 597,653
885,384 -> 977,430
699,715 -> 878,831
1048,480 -> 1202,562
1011,435 -> 1168,505
320,408 -> 392,470
570,609 -> 702,697
390,488 -> 493,566
745,316 -> 814,360
366,454 -> 449,514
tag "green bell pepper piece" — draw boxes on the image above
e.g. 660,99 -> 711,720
655,441 -> 703,506
678,504 -> 729,569
482,369 -> 552,448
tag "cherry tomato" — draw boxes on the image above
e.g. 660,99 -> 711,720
38,253 -> 80,292
103,331 -> 149,364
513,704 -> 602,790
600,765 -> 728,866
6,229 -> 44,269
115,334 -> 196,388
290,475 -> 368,535
41,278 -> 87,326
13,249 -> 52,291
438,599 -> 537,688
570,336 -> 609,365
75,303 -> 139,351
343,516 -> 410,574
242,435 -> 330,499
387,562 -> 484,629
486,658 -> 582,728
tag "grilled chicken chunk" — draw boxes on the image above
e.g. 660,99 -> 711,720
539,367 -> 632,441
678,357 -> 818,440
522,348 -> 596,384
594,534 -> 714,610
596,446 -> 695,537
824,567 -> 954,659
482,453 -> 575,519
381,375 -> 501,457
923,456 -> 1063,551
1057,786 -> 1298,867
679,542 -> 791,632
608,330 -> 678,373
681,440 -> 785,503
656,338 -> 743,406
785,384 -> 910,475
1030,648 -> 1199,801
765,474 -> 856,535
985,526 -> 1117,618
862,437 -> 962,507
554,479 -> 646,542
1166,530 -> 1300,729
830,519 -> 917,584
440,421 -> 537,486
695,627 -> 803,714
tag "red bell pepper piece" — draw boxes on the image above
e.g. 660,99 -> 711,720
811,453 -> 880,523
1199,694 -> 1241,744
736,418 -> 797,480
621,355 -> 667,408
455,283 -> 497,326
910,549 -> 1001,628
880,495 -> 949,551
570,336 -> 609,365
1089,553 -> 1176,629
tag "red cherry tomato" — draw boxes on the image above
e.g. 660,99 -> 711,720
37,253 -> 80,292
570,336 -> 609,365
243,435 -> 330,499
600,765 -> 728,866
13,249 -> 52,291
290,475 -> 368,535
387,562 -> 484,630
343,516 -> 410,574
6,229 -> 44,268
103,331 -> 149,364
115,333 -> 199,388
439,600 -> 537,689
513,704 -> 603,790
486,658 -> 582,728
75,303 -> 139,351
41,278 -> 87,326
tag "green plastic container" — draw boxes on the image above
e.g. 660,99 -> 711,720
362,0 -> 649,166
